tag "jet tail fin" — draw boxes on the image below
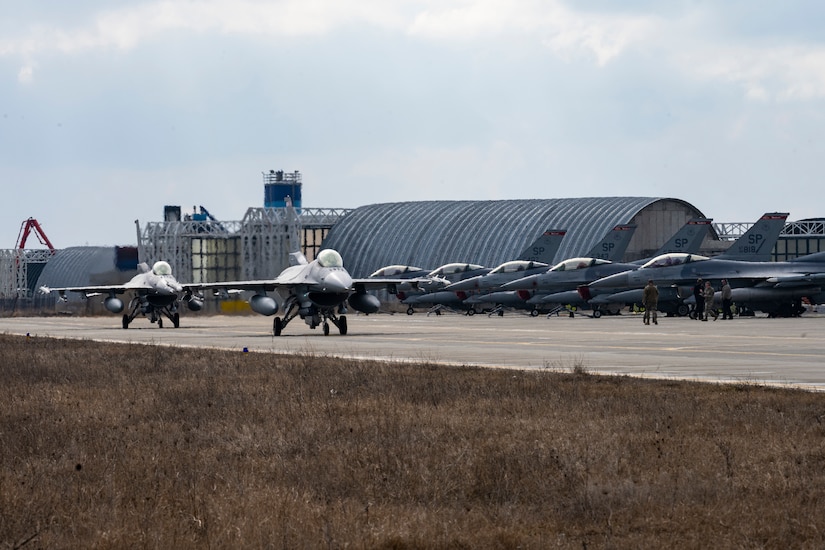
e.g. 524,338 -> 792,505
653,218 -> 712,256
516,229 -> 566,263
586,224 -> 637,261
717,212 -> 788,261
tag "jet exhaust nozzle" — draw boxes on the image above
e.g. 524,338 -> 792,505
104,297 -> 124,313
249,294 -> 279,316
348,293 -> 381,314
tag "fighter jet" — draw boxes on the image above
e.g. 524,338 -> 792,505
195,244 -> 433,335
490,218 -> 712,316
40,260 -> 204,328
401,229 -> 567,314
452,224 -> 635,315
579,213 -> 800,316
397,262 -> 493,315
582,250 -> 825,317
449,228 -> 570,293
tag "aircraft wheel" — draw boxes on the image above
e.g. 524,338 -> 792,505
467,308 -> 476,316
323,322 -> 330,336
407,307 -> 415,315
122,315 -> 130,329
338,315 -> 348,335
530,309 -> 539,317
173,312 -> 180,328
593,310 -> 602,319
677,304 -> 690,317
274,317 -> 283,336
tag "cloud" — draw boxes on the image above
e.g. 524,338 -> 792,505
17,63 -> 34,84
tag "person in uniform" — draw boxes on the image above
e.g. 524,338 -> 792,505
703,280 -> 718,321
693,278 -> 704,320
720,279 -> 733,319
642,279 -> 659,325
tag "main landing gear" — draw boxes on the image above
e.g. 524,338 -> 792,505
273,299 -> 348,336
121,298 -> 180,329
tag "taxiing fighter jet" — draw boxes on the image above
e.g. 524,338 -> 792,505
41,260 -> 204,328
194,246 -> 421,335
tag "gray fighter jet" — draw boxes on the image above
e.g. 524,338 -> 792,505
453,224 -> 636,315
579,213 -> 804,316
399,229 -> 567,315
489,218 -> 713,316
194,245 -> 431,335
41,260 -> 204,328
582,250 -> 825,317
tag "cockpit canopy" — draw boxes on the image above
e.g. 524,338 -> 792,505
428,263 -> 486,277
489,260 -> 549,274
640,253 -> 709,269
152,261 -> 173,276
369,265 -> 424,277
549,257 -> 611,272
317,249 -> 344,268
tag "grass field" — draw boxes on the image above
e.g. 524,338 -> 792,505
2,332 -> 824,548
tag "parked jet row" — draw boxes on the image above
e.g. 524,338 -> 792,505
578,213 -> 791,317
463,217 -> 713,317
393,228 -> 567,315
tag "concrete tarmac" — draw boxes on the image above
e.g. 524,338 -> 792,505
1,311 -> 823,390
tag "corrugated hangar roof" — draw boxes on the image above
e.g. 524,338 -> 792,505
321,197 -> 706,277
37,246 -> 138,289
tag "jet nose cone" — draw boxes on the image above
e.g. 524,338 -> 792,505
590,272 -> 625,290
321,270 -> 352,293
502,275 -> 537,291
446,279 -> 472,291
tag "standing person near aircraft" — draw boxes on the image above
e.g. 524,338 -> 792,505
642,279 -> 658,325
693,278 -> 705,320
720,279 -> 733,319
703,280 -> 718,321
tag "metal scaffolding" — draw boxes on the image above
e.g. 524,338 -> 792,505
137,206 -> 351,284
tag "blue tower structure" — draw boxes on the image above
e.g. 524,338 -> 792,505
264,170 -> 302,209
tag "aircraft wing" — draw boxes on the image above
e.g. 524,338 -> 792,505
184,280 -> 282,293
352,276 -> 449,293
41,284 -> 139,297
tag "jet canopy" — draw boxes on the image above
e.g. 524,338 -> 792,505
152,261 -> 173,276
317,249 -> 344,268
428,263 -> 486,278
369,265 -> 424,277
549,257 -> 611,272
489,260 -> 549,274
640,253 -> 709,269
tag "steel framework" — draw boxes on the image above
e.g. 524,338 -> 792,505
137,206 -> 351,284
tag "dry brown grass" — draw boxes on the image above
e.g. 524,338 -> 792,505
1,333 -> 825,549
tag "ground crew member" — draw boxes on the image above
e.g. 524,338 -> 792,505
642,279 -> 659,325
720,279 -> 733,319
703,280 -> 718,321
693,278 -> 704,320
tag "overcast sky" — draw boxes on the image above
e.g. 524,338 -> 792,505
3,1 -> 824,249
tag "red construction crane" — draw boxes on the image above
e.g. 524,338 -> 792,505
16,218 -> 56,252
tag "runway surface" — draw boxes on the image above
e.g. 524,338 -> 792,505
2,311 -> 823,390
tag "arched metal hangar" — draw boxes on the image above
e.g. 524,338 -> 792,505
320,197 -> 711,277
